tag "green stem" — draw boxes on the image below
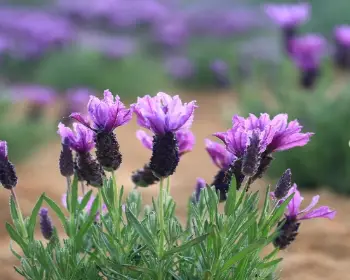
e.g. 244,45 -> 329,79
10,189 -> 27,238
66,176 -> 71,210
112,171 -> 121,238
158,178 -> 165,280
158,178 -> 165,258
166,177 -> 171,194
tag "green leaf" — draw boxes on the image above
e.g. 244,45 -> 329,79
43,195 -> 69,233
122,265 -> 157,279
125,208 -> 156,252
162,233 -> 208,259
10,241 -> 22,260
224,177 -> 237,216
78,190 -> 93,212
221,239 -> 266,271
9,196 -> 19,222
259,185 -> 271,227
257,258 -> 283,269
27,194 -> 44,240
6,223 -> 27,251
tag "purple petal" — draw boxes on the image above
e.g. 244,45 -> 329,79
273,132 -> 314,151
70,113 -> 93,130
177,130 -> 195,156
287,184 -> 303,217
205,139 -> 235,169
299,206 -> 336,220
300,195 -> 319,214
57,122 -> 74,144
136,130 -> 153,150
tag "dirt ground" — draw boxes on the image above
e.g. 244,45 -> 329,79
0,92 -> 348,280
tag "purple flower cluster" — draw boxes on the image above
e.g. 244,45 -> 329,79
334,25 -> 350,69
0,7 -> 75,58
271,184 -> 336,249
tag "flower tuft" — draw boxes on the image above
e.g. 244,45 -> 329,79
274,169 -> 292,199
39,208 -> 54,240
95,132 -> 122,171
241,132 -> 261,177
131,164 -> 160,187
0,141 -> 18,190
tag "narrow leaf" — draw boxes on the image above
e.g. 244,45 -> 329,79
224,177 -> 237,216
27,194 -> 44,240
6,223 -> 27,251
162,233 -> 208,259
221,239 -> 266,271
125,208 -> 156,252
78,190 -> 93,213
257,258 -> 283,269
70,174 -> 79,215
9,196 -> 19,223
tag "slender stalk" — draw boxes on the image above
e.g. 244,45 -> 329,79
66,176 -> 71,210
166,176 -> 171,194
157,178 -> 165,280
80,181 -> 85,196
158,178 -> 165,257
112,171 -> 121,238
10,188 -> 27,238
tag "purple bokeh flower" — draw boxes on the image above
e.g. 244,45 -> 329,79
58,122 -> 95,153
11,84 -> 56,105
164,56 -> 195,80
132,92 -> 197,135
289,34 -> 326,88
334,25 -> 350,69
205,139 -> 234,170
71,90 -> 132,133
210,59 -> 230,88
137,129 -> 195,156
289,34 -> 326,71
153,16 -> 188,48
65,88 -> 92,112
264,3 -> 310,28
215,113 -> 313,156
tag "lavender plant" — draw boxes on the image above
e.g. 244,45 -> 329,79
2,91 -> 336,279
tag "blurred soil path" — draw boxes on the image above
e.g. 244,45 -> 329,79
0,91 -> 349,280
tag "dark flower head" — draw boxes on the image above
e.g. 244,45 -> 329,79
136,129 -> 195,156
289,34 -> 326,71
205,139 -> 235,170
71,90 -> 132,133
274,169 -> 292,199
214,113 -> 313,157
76,153 -> 104,188
0,141 -> 18,190
39,208 -> 54,240
193,177 -> 206,203
272,184 -> 336,249
58,122 -> 95,153
241,131 -> 261,177
264,3 -> 310,28
132,92 -> 197,135
95,131 -> 122,171
131,163 -> 160,187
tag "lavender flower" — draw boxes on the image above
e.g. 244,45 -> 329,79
39,208 -> 54,240
0,141 -> 17,190
153,16 -> 188,48
205,139 -> 235,201
334,25 -> 350,69
58,123 -> 104,187
289,34 -> 326,89
71,90 -> 132,171
264,3 -> 310,52
214,113 -> 313,189
274,169 -> 292,199
132,92 -> 197,178
192,178 -> 206,203
272,184 -> 336,249
210,60 -> 230,88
